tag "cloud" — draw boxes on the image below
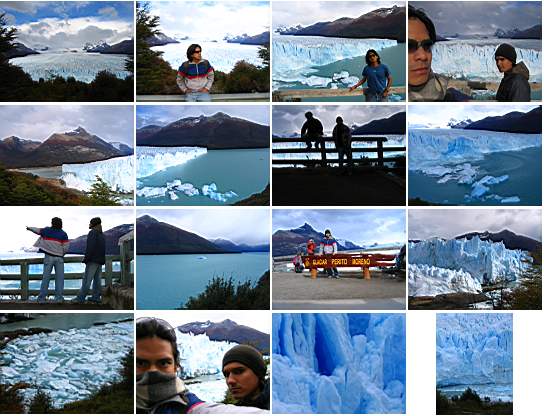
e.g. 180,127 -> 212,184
98,6 -> 118,18
0,105 -> 134,146
408,209 -> 542,241
0,1 -> 47,14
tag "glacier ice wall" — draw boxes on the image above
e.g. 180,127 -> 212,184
9,52 -> 131,83
0,321 -> 133,407
409,236 -> 531,297
436,314 -> 513,387
137,146 -> 207,178
273,35 -> 396,85
152,40 -> 262,74
409,129 -> 541,171
61,156 -> 134,192
432,39 -> 541,82
272,313 -> 405,414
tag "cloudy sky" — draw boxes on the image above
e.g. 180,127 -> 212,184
0,207 -> 133,253
272,105 -> 404,136
136,105 -> 269,129
411,1 -> 541,36
136,310 -> 271,334
273,209 -> 406,245
0,105 -> 134,145
0,1 -> 133,49
273,1 -> 404,30
148,1 -> 269,40
409,209 -> 542,241
137,209 -> 270,245
408,104 -> 540,128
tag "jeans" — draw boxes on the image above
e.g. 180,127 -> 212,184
38,254 -> 64,301
365,92 -> 388,102
76,262 -> 102,302
186,91 -> 211,102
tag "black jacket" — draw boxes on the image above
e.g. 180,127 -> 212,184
496,62 -> 531,102
301,118 -> 324,139
236,379 -> 270,410
83,228 -> 106,265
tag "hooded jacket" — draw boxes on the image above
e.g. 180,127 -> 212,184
496,61 -> 531,102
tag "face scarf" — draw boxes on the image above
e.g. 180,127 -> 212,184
136,371 -> 188,412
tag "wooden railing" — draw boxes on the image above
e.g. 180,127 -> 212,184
273,86 -> 405,102
137,93 -> 270,102
0,255 -> 133,300
272,136 -> 405,167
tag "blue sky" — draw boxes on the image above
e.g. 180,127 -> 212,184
273,209 -> 406,245
137,209 -> 270,245
137,105 -> 270,129
0,106 -> 134,145
0,1 -> 133,49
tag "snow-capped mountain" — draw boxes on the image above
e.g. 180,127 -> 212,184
67,224 -> 133,255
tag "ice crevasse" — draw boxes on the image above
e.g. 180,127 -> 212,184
272,313 -> 406,414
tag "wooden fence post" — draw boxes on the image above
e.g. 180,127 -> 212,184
20,261 -> 29,301
105,260 -> 113,288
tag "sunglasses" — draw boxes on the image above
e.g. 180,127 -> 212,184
408,39 -> 434,53
193,50 -> 202,54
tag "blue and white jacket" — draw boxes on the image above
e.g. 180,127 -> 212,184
28,226 -> 70,257
176,59 -> 214,93
319,237 -> 338,255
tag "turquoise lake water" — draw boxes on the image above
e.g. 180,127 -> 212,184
137,252 -> 270,309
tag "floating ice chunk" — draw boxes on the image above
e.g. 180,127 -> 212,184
168,191 -> 179,200
470,182 -> 490,199
201,183 -> 238,202
500,196 -> 521,204
136,186 -> 167,198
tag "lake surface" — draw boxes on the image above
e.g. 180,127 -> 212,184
409,147 -> 541,205
137,252 -> 269,309
0,313 -> 132,332
137,148 -> 269,205
9,52 -> 131,83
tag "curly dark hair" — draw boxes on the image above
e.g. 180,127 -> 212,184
365,49 -> 381,66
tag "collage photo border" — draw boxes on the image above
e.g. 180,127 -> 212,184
0,0 -> 542,415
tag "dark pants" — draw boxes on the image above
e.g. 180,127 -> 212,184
305,136 -> 327,167
337,146 -> 353,169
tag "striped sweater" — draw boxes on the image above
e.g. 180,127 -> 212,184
176,59 -> 214,93
28,226 -> 70,257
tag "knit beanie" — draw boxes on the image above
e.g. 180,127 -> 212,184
90,217 -> 102,227
222,345 -> 266,380
495,44 -> 517,64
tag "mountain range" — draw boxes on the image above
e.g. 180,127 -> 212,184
495,25 -> 542,40
145,33 -> 180,47
352,112 -> 406,135
272,222 -> 361,257
276,6 -> 405,42
455,229 -> 541,252
463,106 -> 541,134
136,215 -> 269,255
177,319 -> 270,354
0,127 -> 133,169
84,39 -> 134,54
225,31 -> 270,45
136,112 -> 269,149
4,42 -> 39,59
67,224 -> 133,255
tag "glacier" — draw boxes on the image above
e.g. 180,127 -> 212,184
409,129 -> 541,171
0,321 -> 133,407
436,313 -> 513,400
152,40 -> 262,74
61,156 -> 134,193
9,52 -> 131,83
432,39 -> 541,82
409,236 -> 531,297
273,35 -> 397,88
272,313 -> 405,414
137,146 -> 207,178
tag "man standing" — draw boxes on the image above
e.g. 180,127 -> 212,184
349,49 -> 392,101
495,43 -> 531,102
408,6 -> 468,102
319,229 -> 339,278
136,317 -> 267,414
301,111 -> 326,167
27,217 -> 69,302
332,116 -> 353,173
176,44 -> 214,102
75,217 -> 106,303
222,345 -> 269,410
